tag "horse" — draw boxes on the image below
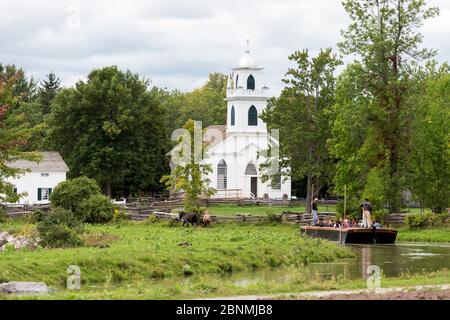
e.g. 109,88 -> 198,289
177,212 -> 199,227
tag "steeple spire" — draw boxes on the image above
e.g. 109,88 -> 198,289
245,35 -> 250,54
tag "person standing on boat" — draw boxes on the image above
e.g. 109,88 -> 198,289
360,198 -> 373,228
312,197 -> 319,225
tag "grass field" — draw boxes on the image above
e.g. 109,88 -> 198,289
397,227 -> 450,242
0,221 -> 353,288
206,204 -> 336,216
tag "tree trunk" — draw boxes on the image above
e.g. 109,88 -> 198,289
105,182 -> 111,198
305,174 -> 312,214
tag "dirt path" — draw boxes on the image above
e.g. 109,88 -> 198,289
206,284 -> 450,300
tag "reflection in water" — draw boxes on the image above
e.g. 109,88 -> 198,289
309,242 -> 450,279
197,242 -> 450,287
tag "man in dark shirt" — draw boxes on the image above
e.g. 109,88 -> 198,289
360,199 -> 373,228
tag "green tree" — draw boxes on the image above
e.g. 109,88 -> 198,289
48,66 -> 169,197
261,49 -> 341,213
161,119 -> 215,212
162,73 -> 228,134
38,72 -> 61,115
335,0 -> 439,212
408,64 -> 449,213
0,65 -> 39,203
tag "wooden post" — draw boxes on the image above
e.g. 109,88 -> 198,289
344,185 -> 347,221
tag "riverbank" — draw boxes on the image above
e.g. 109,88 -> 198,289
397,227 -> 450,242
0,222 -> 352,286
1,267 -> 448,300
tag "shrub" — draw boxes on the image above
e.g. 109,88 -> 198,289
18,224 -> 38,238
266,212 -> 282,223
79,194 -> 115,223
27,210 -> 47,223
112,207 -> 128,222
50,176 -> 102,215
37,208 -> 84,248
404,212 -> 448,230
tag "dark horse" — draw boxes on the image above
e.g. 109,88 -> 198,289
177,212 -> 199,227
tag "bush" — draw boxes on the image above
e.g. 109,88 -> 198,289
112,207 -> 128,223
266,212 -> 282,223
405,213 -> 430,230
37,208 -> 84,248
79,194 -> 115,223
50,176 -> 102,215
405,212 -> 448,230
27,210 -> 47,223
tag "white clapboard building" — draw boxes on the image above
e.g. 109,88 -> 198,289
6,152 -> 69,204
202,48 -> 291,199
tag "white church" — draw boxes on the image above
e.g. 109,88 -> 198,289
203,47 -> 291,200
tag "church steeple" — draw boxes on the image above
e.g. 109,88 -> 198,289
226,44 -> 270,134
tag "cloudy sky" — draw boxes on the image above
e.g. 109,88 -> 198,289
1,0 -> 449,95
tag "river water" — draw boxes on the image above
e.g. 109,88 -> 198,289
191,242 -> 450,287
305,242 -> 450,279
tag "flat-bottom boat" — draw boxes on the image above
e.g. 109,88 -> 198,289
300,226 -> 397,244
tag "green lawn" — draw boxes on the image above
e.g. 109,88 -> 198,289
207,204 -> 336,216
0,221 -> 352,288
397,227 -> 450,242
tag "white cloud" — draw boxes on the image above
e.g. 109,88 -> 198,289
0,0 -> 448,94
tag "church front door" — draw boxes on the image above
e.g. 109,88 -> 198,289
250,177 -> 257,198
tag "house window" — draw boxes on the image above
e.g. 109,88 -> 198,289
245,162 -> 257,175
247,75 -> 255,90
13,188 -> 17,194
248,105 -> 258,126
217,159 -> 227,189
41,173 -> 49,177
231,106 -> 235,126
38,188 -> 52,201
236,74 -> 239,88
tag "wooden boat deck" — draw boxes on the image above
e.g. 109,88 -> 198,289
300,226 -> 397,244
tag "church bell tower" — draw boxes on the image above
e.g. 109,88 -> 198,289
226,43 -> 270,135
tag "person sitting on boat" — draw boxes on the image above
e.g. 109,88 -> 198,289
360,198 -> 373,228
343,219 -> 351,228
372,221 -> 383,229
311,197 -> 319,226
318,218 -> 324,227
333,220 -> 341,228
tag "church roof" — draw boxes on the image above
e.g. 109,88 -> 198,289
205,125 -> 228,148
8,152 -> 69,172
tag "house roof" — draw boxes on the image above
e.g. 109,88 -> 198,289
8,152 -> 69,172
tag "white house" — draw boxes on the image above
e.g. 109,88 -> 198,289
6,152 -> 69,204
202,48 -> 291,199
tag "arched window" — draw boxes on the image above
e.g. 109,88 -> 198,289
245,162 -> 257,175
231,106 -> 235,126
248,105 -> 258,126
217,159 -> 227,189
235,74 -> 239,88
247,75 -> 255,90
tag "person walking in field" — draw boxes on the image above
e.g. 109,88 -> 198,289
360,198 -> 373,228
312,197 -> 319,226
202,210 -> 211,227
